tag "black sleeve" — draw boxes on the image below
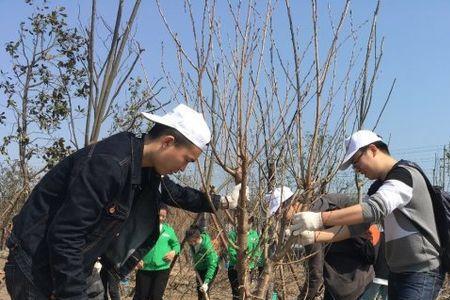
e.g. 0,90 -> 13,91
385,166 -> 413,187
368,180 -> 383,196
160,176 -> 221,213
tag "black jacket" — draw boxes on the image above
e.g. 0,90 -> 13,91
300,194 -> 375,300
7,132 -> 220,300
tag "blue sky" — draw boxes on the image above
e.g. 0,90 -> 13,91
0,0 -> 449,185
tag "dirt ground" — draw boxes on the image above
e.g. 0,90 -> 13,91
0,249 -> 236,300
1,249 -> 449,300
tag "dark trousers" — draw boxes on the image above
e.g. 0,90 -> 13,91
133,269 -> 170,300
5,254 -> 104,300
5,257 -> 48,300
196,267 -> 218,300
100,267 -> 121,300
227,268 -> 239,299
388,268 -> 444,300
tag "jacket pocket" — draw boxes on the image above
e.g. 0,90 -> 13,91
83,202 -> 128,252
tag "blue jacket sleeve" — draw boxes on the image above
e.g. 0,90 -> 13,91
160,176 -> 221,213
47,155 -> 123,300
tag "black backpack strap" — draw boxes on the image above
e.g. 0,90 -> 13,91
396,160 -> 442,252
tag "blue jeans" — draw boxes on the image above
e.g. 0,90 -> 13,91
360,282 -> 388,300
388,269 -> 444,300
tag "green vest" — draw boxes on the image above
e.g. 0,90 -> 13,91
142,223 -> 180,271
227,229 -> 261,269
190,232 -> 219,284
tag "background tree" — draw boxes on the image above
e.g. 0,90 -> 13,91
0,1 -> 87,223
0,0 -> 159,235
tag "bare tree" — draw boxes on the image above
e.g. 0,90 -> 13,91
156,0 -> 390,298
83,0 -> 147,144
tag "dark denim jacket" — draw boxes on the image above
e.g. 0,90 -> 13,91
7,132 -> 220,300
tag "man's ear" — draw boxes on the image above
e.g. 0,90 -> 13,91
161,135 -> 175,148
368,144 -> 378,157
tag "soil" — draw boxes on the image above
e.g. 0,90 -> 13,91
0,249 -> 449,300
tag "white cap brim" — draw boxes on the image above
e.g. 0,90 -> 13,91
339,132 -> 382,170
340,149 -> 359,170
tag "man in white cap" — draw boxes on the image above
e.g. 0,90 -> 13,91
5,104 -> 244,300
290,130 -> 444,299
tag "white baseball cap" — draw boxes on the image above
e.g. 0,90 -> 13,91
141,104 -> 211,150
265,186 -> 294,216
340,130 -> 382,170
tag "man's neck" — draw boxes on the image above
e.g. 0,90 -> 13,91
142,135 -> 155,167
379,156 -> 398,180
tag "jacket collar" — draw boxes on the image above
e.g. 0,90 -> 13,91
131,133 -> 163,186
131,133 -> 145,185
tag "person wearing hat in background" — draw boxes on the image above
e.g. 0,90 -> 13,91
266,186 -> 295,218
4,104 -> 245,300
226,215 -> 261,299
261,186 -> 295,300
297,193 -> 376,300
185,225 -> 220,300
290,130 -> 444,299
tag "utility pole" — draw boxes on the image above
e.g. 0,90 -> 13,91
446,142 -> 450,190
442,146 -> 446,190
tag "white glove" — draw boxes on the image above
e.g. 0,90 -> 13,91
221,184 -> 249,209
284,228 -> 292,237
200,282 -> 209,293
291,211 -> 323,234
93,261 -> 102,272
293,230 -> 316,246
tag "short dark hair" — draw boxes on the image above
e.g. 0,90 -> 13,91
159,203 -> 169,213
371,141 -> 390,155
148,123 -> 195,148
185,225 -> 201,240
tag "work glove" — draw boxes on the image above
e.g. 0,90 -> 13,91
284,228 -> 292,237
293,230 -> 316,246
199,282 -> 209,293
290,211 -> 323,235
93,261 -> 102,273
220,184 -> 249,209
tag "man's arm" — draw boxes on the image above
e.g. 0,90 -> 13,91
314,225 -> 352,243
160,177 -> 221,212
204,243 -> 219,284
47,155 -> 123,300
321,205 -> 365,227
292,170 -> 413,233
169,227 -> 181,254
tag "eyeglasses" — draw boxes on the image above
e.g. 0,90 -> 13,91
351,146 -> 368,168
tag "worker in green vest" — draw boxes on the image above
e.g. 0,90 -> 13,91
227,216 -> 261,299
134,204 -> 180,300
186,226 -> 219,300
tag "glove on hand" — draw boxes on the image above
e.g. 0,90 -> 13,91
221,184 -> 249,209
199,283 -> 209,293
290,211 -> 323,235
293,230 -> 316,246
